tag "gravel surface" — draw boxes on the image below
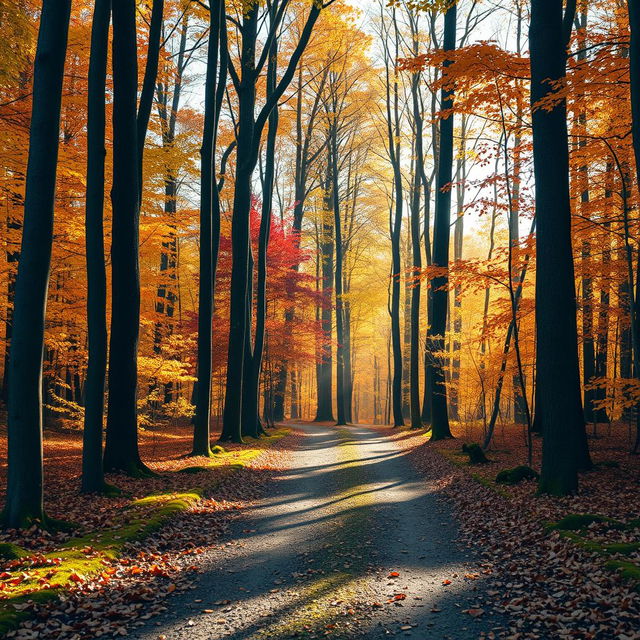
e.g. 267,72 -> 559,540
134,424 -> 505,639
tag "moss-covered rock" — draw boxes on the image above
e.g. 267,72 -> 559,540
461,443 -> 489,464
495,465 -> 539,485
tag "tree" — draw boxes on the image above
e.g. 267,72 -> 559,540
82,0 -> 111,494
380,4 -> 404,427
193,0 -> 227,455
2,0 -> 72,527
427,0 -> 456,440
103,0 -> 147,475
531,0 -> 591,495
221,0 -> 327,442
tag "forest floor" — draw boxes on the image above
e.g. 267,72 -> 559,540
0,421 -> 639,639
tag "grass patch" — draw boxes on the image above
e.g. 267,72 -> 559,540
606,560 -> 640,591
0,429 -> 291,635
544,514 -> 640,590
549,513 -> 624,532
0,543 -> 28,561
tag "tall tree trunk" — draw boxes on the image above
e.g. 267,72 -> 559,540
82,0 -> 111,494
409,48 -> 423,429
450,117 -> 466,423
194,0 -> 226,454
531,0 -> 591,495
243,16 -> 278,439
427,1 -> 456,440
593,163 -> 613,424
627,0 -> 640,451
2,0 -> 71,527
136,0 -> 164,201
103,0 -> 146,475
343,297 -> 353,423
315,166 -> 335,422
331,128 -> 347,426
383,8 -> 404,427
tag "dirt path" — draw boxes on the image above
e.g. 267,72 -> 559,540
134,424 -> 505,639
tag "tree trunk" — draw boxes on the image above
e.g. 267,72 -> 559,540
531,0 -> 591,495
315,167 -> 335,422
427,1 -> 456,440
82,0 -> 110,494
243,16 -> 279,439
104,0 -> 146,475
3,0 -> 71,527
194,0 -> 226,453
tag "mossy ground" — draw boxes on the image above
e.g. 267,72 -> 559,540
0,429 -> 291,635
545,513 -> 640,590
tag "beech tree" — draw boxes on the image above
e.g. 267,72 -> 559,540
2,0 -> 72,527
103,0 -> 146,475
82,0 -> 111,494
530,0 -> 591,495
427,0 -> 456,440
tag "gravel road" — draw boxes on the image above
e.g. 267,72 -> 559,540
134,424 -> 505,640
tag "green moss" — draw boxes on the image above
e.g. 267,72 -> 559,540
625,518 -> 640,530
606,560 -> 640,590
550,513 -> 623,531
496,465 -> 539,485
0,542 -> 28,561
471,473 -> 511,498
0,428 -> 292,635
211,445 -> 226,454
461,443 -> 489,464
178,466 -> 210,474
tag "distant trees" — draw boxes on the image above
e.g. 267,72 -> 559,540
6,0 -> 640,525
221,0 -> 326,441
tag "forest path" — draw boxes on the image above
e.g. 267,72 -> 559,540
134,424 -> 504,639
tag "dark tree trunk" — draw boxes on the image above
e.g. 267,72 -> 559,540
315,169 -> 335,422
82,0 -> 111,494
343,298 -> 353,423
627,0 -> 640,451
2,0 -> 71,528
194,0 -> 226,454
243,14 -> 279,439
273,366 -> 287,422
383,9 -> 404,427
427,1 -> 456,440
593,168 -> 613,424
331,129 -> 347,426
103,0 -> 146,475
136,0 -> 164,201
531,0 -> 591,495
409,31 -> 423,429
